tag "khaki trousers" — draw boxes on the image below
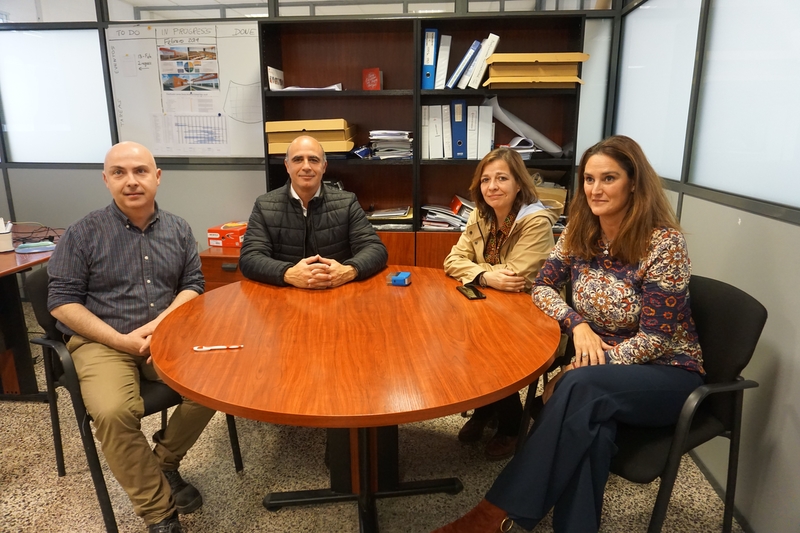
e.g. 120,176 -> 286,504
67,335 -> 216,525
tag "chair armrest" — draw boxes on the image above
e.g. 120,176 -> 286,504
30,337 -> 83,399
668,376 -> 758,464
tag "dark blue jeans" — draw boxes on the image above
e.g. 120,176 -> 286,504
485,364 -> 703,532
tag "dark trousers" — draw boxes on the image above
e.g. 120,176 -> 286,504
485,364 -> 703,532
472,392 -> 523,436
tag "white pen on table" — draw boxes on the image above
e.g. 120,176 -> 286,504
192,345 -> 244,352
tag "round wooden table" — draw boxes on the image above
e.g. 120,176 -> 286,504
151,265 -> 560,531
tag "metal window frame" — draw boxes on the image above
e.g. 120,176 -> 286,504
3,0 -> 797,229
609,0 -> 800,227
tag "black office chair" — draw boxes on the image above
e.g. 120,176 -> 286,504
519,275 -> 767,532
609,275 -> 767,532
25,266 -> 244,533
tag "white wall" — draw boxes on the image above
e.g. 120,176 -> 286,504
9,168 -> 266,249
681,196 -> 800,533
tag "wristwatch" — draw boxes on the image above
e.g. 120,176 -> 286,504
478,272 -> 488,288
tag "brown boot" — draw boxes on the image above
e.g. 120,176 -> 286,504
432,499 -> 513,532
484,434 -> 518,461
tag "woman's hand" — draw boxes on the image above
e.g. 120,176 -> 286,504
572,322 -> 613,367
483,269 -> 526,292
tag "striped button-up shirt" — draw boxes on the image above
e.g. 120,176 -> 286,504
47,202 -> 204,336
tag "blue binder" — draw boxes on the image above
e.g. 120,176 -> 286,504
422,28 -> 438,90
446,40 -> 481,89
451,100 -> 467,159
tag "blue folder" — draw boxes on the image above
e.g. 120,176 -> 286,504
451,100 -> 468,159
422,29 -> 438,90
446,40 -> 481,89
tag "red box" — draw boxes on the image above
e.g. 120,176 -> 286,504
362,68 -> 382,90
207,222 -> 247,248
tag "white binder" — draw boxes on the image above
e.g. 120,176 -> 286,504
442,104 -> 453,159
467,33 -> 500,89
428,105 -> 444,159
434,35 -> 452,90
421,105 -> 430,160
477,105 -> 493,159
457,39 -> 485,89
467,105 -> 479,160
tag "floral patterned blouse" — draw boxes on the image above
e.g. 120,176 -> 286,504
484,211 -> 517,265
532,226 -> 704,374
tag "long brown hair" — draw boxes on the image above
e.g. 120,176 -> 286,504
468,147 -> 539,223
564,135 -> 680,264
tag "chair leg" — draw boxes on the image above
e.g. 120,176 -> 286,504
76,413 -> 119,533
42,348 -> 66,477
161,409 -> 168,430
516,380 -> 537,452
647,445 -> 686,533
226,414 -> 244,473
723,391 -> 745,533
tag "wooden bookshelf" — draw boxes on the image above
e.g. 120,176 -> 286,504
258,14 -> 582,266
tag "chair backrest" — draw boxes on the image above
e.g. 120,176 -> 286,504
688,275 -> 767,424
24,266 -> 62,341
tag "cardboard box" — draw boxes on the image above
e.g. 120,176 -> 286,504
489,62 -> 579,77
536,185 -> 568,217
265,118 -> 349,133
207,222 -> 247,248
484,53 -> 589,89
268,126 -> 355,144
482,76 -> 582,89
486,52 -> 589,68
268,139 -> 354,155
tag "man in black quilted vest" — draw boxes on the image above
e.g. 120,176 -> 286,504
240,135 -> 388,288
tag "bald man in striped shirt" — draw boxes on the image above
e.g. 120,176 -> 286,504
48,142 -> 213,533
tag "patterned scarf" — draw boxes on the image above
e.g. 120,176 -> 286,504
484,211 -> 517,265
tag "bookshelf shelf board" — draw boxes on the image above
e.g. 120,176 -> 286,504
267,157 -> 413,165
264,90 -> 414,98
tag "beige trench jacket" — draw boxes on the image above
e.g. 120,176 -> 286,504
443,199 -> 562,290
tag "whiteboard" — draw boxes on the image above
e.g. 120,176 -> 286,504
107,23 -> 264,158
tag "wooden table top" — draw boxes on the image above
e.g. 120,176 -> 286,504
151,266 -> 560,428
0,224 -> 61,277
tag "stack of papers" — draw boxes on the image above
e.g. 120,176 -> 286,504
370,130 -> 413,160
367,207 -> 412,219
422,204 -> 468,231
505,136 -> 543,160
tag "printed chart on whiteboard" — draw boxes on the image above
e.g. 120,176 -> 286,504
107,23 -> 263,157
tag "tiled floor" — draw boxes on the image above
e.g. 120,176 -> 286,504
0,303 -> 743,532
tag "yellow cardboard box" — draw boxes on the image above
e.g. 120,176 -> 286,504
268,126 -> 356,144
265,118 -> 349,133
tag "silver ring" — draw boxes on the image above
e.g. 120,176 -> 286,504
581,353 -> 589,358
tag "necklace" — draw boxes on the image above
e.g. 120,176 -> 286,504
601,230 -> 612,256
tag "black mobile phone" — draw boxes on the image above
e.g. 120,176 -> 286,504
457,284 -> 486,300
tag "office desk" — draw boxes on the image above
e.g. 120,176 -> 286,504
0,225 -> 59,401
150,266 -> 560,531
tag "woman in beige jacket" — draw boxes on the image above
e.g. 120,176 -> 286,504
444,147 -> 562,460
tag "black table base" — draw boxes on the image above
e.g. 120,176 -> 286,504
263,426 -> 464,533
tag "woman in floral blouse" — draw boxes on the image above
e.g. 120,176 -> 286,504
444,147 -> 562,460
433,136 -> 705,533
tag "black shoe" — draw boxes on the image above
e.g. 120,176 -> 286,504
162,469 -> 203,514
148,512 -> 183,533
